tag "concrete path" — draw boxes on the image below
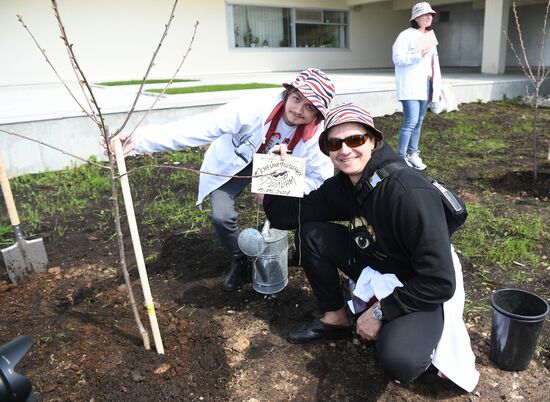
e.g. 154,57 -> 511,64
0,68 -> 529,124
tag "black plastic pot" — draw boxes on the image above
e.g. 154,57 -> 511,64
490,288 -> 549,371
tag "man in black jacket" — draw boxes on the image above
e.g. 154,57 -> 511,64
263,103 -> 473,386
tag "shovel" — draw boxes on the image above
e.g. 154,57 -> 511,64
0,155 -> 48,283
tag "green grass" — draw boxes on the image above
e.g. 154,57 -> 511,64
454,203 -> 545,272
97,78 -> 197,86
1,102 -> 548,303
464,297 -> 491,315
0,225 -> 12,246
0,159 -> 113,239
146,83 -> 280,95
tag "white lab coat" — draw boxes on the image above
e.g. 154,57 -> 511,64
393,27 -> 442,102
133,89 -> 334,205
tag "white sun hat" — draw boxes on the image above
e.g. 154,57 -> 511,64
410,2 -> 436,21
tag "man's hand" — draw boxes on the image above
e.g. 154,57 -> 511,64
356,305 -> 383,341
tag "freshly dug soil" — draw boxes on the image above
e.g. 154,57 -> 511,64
1,102 -> 549,401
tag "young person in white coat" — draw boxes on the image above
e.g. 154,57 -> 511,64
111,68 -> 335,291
392,2 -> 441,171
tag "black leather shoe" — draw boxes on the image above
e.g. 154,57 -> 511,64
287,319 -> 352,344
222,257 -> 251,292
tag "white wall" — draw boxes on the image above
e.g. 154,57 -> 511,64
5,0 -> 547,86
433,3 -> 485,66
505,3 -> 550,67
431,2 -> 550,68
1,0 -> 409,86
2,0 -> 241,85
347,3 -> 411,68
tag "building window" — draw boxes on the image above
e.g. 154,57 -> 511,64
229,5 -> 348,48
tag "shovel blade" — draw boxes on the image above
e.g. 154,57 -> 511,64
1,238 -> 48,284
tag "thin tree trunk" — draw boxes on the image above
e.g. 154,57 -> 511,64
532,88 -> 540,182
106,132 -> 150,349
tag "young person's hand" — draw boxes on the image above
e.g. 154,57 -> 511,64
101,133 -> 135,155
268,144 -> 291,160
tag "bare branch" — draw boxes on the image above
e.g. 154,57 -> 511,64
512,3 -> 537,83
106,134 -> 151,350
507,1 -> 550,182
122,21 -> 200,140
504,30 -> 532,82
50,0 -> 96,119
0,128 -> 109,170
16,14 -> 98,123
115,0 -> 181,135
536,0 -> 550,80
50,0 -> 107,132
121,163 -> 287,180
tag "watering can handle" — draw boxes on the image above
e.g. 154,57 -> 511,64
0,155 -> 21,226
261,220 -> 270,236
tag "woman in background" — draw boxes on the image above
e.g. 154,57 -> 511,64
392,2 -> 441,171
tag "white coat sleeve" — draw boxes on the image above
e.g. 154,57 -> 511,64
392,31 -> 422,67
133,94 -> 264,153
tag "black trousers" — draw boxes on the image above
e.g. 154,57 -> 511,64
298,221 -> 444,384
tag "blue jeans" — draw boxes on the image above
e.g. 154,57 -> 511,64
397,80 -> 431,158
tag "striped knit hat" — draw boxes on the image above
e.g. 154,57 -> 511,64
283,68 -> 335,119
319,102 -> 384,155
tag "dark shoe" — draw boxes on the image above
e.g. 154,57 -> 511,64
287,319 -> 352,344
222,257 -> 251,292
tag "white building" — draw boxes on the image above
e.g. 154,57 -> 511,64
1,0 -> 548,176
2,0 -> 549,86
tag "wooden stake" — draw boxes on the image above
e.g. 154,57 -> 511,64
113,139 -> 164,354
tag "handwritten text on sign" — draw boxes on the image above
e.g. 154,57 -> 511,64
251,154 -> 306,198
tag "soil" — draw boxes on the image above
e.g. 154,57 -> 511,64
1,102 -> 549,401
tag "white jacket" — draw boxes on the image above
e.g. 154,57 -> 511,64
393,27 -> 441,102
133,89 -> 334,205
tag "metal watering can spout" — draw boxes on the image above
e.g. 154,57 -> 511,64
238,227 -> 266,257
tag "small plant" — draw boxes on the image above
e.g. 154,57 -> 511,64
505,1 -> 550,180
36,336 -> 53,345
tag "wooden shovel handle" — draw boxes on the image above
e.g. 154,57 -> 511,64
0,154 -> 20,226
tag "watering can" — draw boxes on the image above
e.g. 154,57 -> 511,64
238,221 -> 288,294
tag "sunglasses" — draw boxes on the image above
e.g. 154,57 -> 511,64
326,133 -> 370,152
